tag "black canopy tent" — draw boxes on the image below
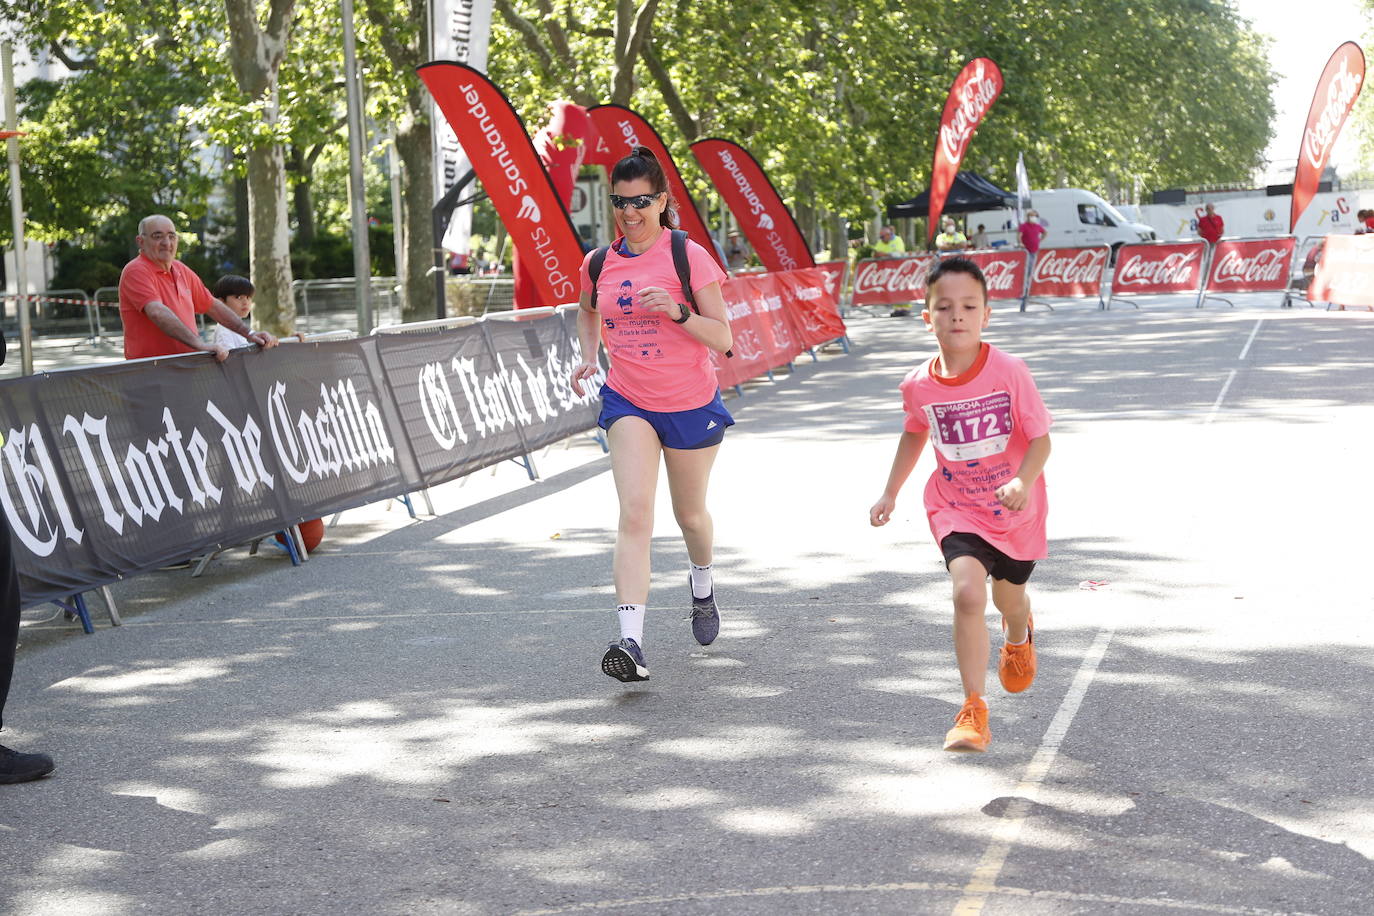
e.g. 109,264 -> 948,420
886,171 -> 1015,220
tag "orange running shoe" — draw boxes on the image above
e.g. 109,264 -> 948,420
943,694 -> 990,752
999,613 -> 1036,694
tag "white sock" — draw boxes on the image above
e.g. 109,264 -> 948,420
617,604 -> 645,646
690,562 -> 713,600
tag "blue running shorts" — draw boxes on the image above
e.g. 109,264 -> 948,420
598,385 -> 734,450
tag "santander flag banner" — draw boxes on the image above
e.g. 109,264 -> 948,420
928,58 -> 1004,242
1205,237 -> 1295,294
1292,42 -> 1365,232
1029,247 -> 1110,299
1111,241 -> 1207,296
1311,234 -> 1374,307
958,249 -> 1027,301
586,105 -> 725,269
816,259 -> 848,304
851,255 -> 938,307
418,63 -> 583,306
691,138 -> 815,272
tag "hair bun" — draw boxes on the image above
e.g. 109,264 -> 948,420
633,146 -> 656,160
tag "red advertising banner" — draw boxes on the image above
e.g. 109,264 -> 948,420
1205,237 -> 1296,293
691,138 -> 815,273
851,255 -> 938,307
586,105 -> 725,270
773,268 -> 846,349
957,249 -> 1027,301
815,259 -> 848,305
1111,241 -> 1207,297
418,63 -> 583,307
929,58 -> 1004,242
1292,42 -> 1366,232
1311,234 -> 1374,307
1029,247 -> 1110,299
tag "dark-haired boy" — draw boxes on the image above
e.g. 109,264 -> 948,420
869,257 -> 1053,752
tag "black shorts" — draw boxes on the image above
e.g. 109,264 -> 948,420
940,532 -> 1036,585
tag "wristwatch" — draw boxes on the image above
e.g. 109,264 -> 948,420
671,302 -> 690,324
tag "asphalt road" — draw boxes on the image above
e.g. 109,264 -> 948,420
2,295 -> 1371,916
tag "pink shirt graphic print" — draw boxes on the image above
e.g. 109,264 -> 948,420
580,230 -> 728,412
901,345 -> 1052,560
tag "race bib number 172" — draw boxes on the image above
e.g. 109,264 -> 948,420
925,392 -> 1013,461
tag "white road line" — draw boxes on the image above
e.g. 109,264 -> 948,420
1205,369 -> 1238,423
951,625 -> 1117,915
1237,317 -> 1264,362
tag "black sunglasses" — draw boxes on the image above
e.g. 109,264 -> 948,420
609,192 -> 663,210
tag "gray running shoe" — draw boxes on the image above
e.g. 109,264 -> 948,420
690,580 -> 720,646
601,638 -> 650,682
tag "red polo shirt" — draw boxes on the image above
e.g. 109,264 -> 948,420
118,252 -> 215,359
1198,213 -> 1224,245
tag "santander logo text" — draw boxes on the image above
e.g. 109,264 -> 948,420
717,150 -> 796,270
938,62 -> 1000,164
1116,251 -> 1199,288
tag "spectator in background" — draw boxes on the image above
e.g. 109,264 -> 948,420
1198,203 -> 1224,246
935,217 -> 968,252
971,224 -> 990,249
211,275 -> 305,350
1018,209 -> 1047,266
725,231 -> 751,271
118,214 -> 278,361
874,225 -> 912,317
1365,210 -> 1374,232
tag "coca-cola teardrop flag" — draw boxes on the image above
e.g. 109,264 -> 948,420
1205,237 -> 1295,295
928,58 -> 1004,242
691,138 -> 814,272
1311,233 -> 1374,307
586,105 -> 725,269
1292,42 -> 1365,232
419,62 -> 583,306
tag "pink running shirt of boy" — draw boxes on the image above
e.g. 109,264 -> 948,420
579,231 -> 728,412
900,343 -> 1053,561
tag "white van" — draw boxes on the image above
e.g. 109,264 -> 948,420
966,188 -> 1156,254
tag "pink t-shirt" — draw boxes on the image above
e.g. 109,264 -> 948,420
900,343 -> 1053,561
1018,221 -> 1047,253
580,230 -> 728,412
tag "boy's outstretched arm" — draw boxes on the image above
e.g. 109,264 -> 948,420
870,429 -> 929,526
994,433 -> 1052,511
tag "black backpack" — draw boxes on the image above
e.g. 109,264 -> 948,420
588,229 -> 731,357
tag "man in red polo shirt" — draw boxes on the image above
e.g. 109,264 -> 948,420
1197,203 -> 1224,247
118,214 -> 278,360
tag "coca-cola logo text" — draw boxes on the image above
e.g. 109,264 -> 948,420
938,61 -> 1001,163
1032,248 -> 1108,286
853,258 -> 934,297
1303,54 -> 1364,170
1116,250 -> 1200,289
1211,247 -> 1288,286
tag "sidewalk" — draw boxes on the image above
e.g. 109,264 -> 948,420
2,301 -> 1372,915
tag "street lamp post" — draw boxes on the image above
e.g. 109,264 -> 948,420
340,0 -> 372,335
2,41 -> 32,375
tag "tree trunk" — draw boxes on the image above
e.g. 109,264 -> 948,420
246,142 -> 296,335
222,0 -> 297,335
290,146 -> 316,246
394,113 -> 435,323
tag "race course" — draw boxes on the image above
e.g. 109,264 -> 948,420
3,299 -> 1372,916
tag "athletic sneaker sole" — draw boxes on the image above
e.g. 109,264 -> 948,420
942,737 -> 989,753
601,645 -> 650,682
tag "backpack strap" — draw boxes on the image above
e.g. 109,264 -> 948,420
586,244 -> 610,310
671,229 -> 732,358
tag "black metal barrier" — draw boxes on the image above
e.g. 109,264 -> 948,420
0,307 -> 606,607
